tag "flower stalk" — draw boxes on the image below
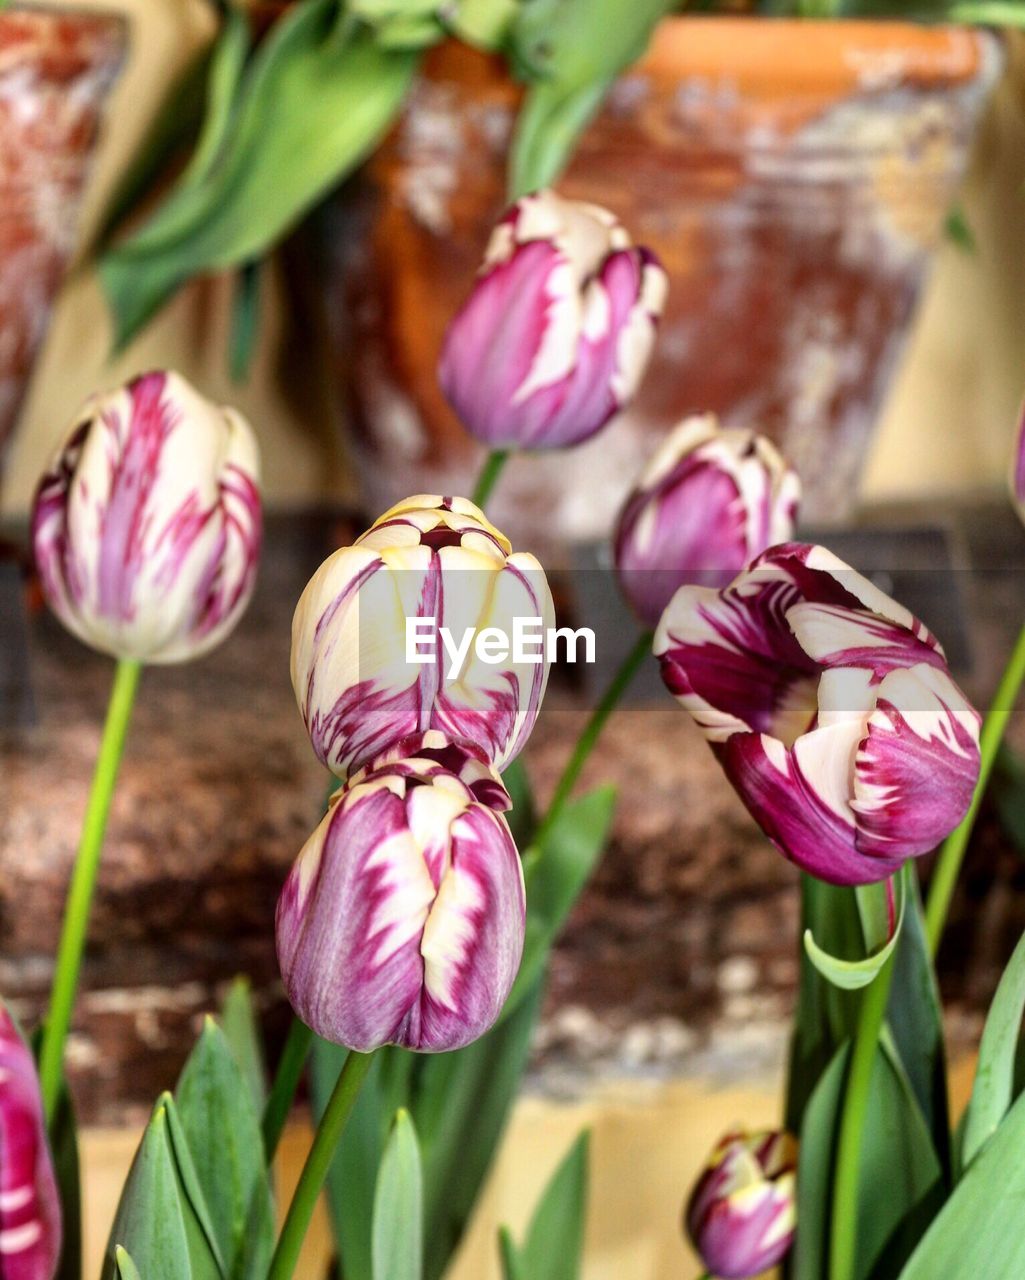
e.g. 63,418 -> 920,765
39,657 -> 142,1123
471,448 -> 510,509
267,1049 -> 375,1280
925,620 -> 1025,955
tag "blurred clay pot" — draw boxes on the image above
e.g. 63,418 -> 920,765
318,19 -> 1002,548
0,3 -> 124,471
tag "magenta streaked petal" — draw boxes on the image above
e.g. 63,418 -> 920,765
786,602 -> 946,678
851,665 -> 981,859
720,732 -> 904,885
0,1007 -> 61,1280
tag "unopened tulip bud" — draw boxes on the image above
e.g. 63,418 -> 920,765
276,735 -> 525,1052
0,1005 -> 61,1280
439,189 -> 667,450
614,415 -> 800,626
291,495 -> 554,780
32,370 -> 262,664
686,1129 -> 797,1280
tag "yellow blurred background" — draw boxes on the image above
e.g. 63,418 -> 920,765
3,0 -> 1025,519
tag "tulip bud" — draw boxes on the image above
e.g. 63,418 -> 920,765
32,370 -> 262,664
686,1129 -> 796,1280
439,189 -> 667,450
0,1005 -> 61,1280
1011,402 -> 1025,522
291,494 -> 554,780
276,735 -> 525,1052
614,415 -> 800,627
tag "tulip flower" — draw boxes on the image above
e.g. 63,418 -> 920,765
438,189 -> 667,450
1012,402 -> 1025,522
32,370 -> 262,664
291,494 -> 554,779
276,735 -> 525,1052
0,1006 -> 61,1280
656,543 -> 981,886
614,414 -> 800,627
686,1129 -> 797,1280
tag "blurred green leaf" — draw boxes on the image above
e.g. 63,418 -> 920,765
102,1098 -> 222,1280
793,1043 -> 848,1280
175,1018 -> 275,1280
447,0 -> 519,49
100,0 -> 420,348
372,1110 -> 423,1280
114,1247 -> 142,1280
501,757 -> 536,849
944,206 -> 977,254
499,1131 -> 589,1280
228,261 -> 264,384
993,743 -> 1025,856
50,1074 -> 82,1280
804,874 -> 905,991
218,976 -> 267,1114
898,1090 -> 1025,1278
505,785 -> 617,1017
960,928 -> 1025,1170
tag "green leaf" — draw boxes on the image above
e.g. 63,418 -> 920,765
498,1227 -> 524,1280
447,0 -> 519,49
115,1247 -> 143,1280
793,1041 -> 943,1279
174,1018 -> 275,1280
100,0 -> 420,348
372,1110 -> 423,1280
944,206 -> 977,254
218,976 -> 267,1114
898,1090 -> 1025,1278
501,1131 -> 589,1280
102,1100 -> 222,1280
505,785 -> 616,1017
960,927 -> 1025,1169
803,874 -> 906,991
50,1075 -> 82,1280
501,758 -> 536,850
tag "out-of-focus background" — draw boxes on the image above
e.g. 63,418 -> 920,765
5,4 -> 1025,1276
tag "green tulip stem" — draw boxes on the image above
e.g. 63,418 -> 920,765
924,620 -> 1025,956
470,449 -> 510,510
530,629 -> 653,859
829,947 -> 897,1280
262,1018 -> 315,1161
267,1049 -> 376,1280
39,657 -> 142,1124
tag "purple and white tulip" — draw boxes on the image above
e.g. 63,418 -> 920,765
438,189 -> 667,450
1011,401 -> 1025,523
291,494 -> 554,780
276,732 -> 525,1052
686,1129 -> 797,1280
31,370 -> 262,665
655,543 -> 981,886
0,1006 -> 61,1280
614,414 -> 800,627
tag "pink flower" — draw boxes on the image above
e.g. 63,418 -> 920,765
32,371 -> 261,664
291,495 -> 554,780
276,733 -> 525,1052
656,543 -> 981,885
439,189 -> 667,449
614,414 -> 800,627
686,1129 -> 797,1280
0,1006 -> 61,1280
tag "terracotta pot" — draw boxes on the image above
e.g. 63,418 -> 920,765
319,18 -> 1002,548
0,2 -> 125,469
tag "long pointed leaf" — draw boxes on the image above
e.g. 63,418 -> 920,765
372,1110 -> 423,1280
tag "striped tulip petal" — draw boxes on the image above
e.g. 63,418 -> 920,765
276,747 -> 524,1052
439,190 -> 666,450
292,496 -> 554,780
0,1006 -> 61,1280
656,542 -> 980,885
31,371 -> 261,664
614,415 -> 799,626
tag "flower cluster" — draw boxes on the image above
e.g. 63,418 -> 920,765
280,498 -> 554,1053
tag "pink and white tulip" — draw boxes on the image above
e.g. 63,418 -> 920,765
438,189 -> 667,450
0,1006 -> 61,1280
276,733 -> 525,1052
291,495 -> 554,780
31,371 -> 262,664
1011,401 -> 1025,522
686,1129 -> 797,1280
614,414 -> 800,627
656,543 -> 981,886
